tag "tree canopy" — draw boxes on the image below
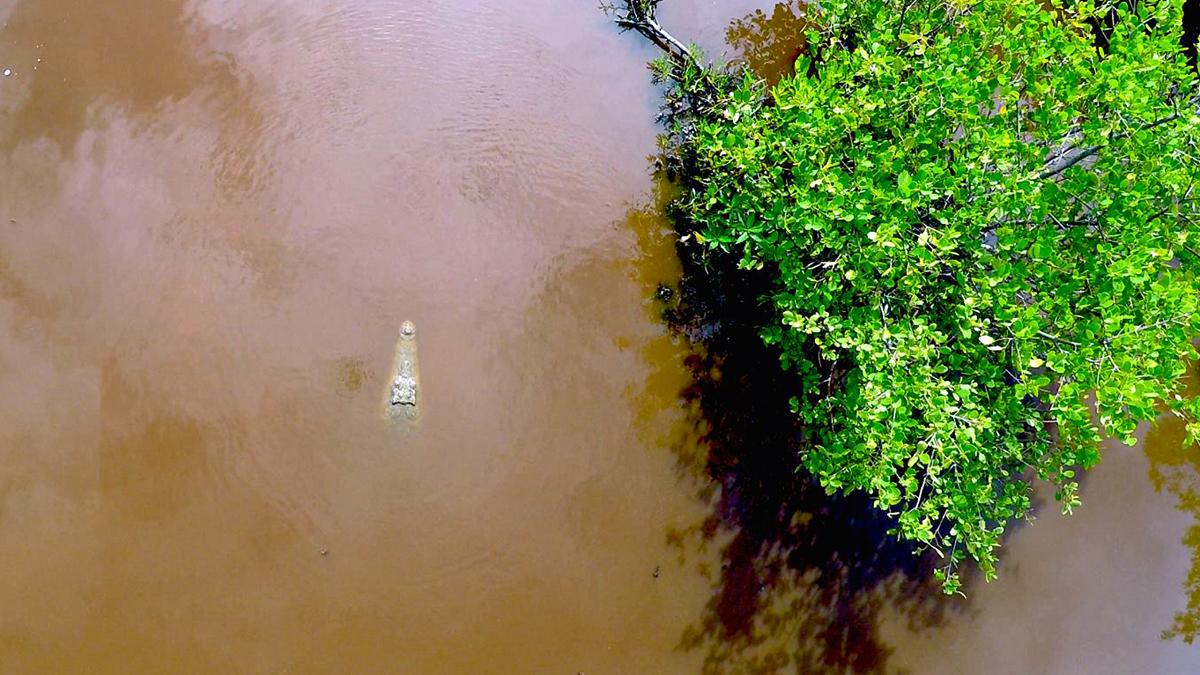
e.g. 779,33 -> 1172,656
618,0 -> 1200,592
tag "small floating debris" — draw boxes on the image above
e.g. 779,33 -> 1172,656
2,69 -> 11,77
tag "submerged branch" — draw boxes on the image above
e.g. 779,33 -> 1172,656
606,0 -> 694,66
615,1 -> 692,61
605,0 -> 724,108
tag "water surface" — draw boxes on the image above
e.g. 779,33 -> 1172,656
0,0 -> 719,671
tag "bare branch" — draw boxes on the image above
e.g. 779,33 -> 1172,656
1035,95 -> 1200,181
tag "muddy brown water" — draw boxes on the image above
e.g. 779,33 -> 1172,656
0,0 -> 1196,672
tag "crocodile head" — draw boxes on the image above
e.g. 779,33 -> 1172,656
399,320 -> 417,340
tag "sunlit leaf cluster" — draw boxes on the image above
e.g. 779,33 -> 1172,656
669,0 -> 1200,591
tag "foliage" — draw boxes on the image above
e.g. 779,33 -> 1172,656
640,0 -> 1200,592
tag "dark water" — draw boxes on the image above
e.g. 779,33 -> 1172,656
0,0 -> 1195,672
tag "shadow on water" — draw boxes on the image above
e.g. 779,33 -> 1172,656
622,4 -> 981,671
724,0 -> 811,86
627,176 -> 959,674
1144,365 -> 1200,645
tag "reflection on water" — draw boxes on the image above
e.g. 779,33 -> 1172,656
725,1 -> 810,85
1147,420 -> 1200,645
0,0 -> 723,671
1145,368 -> 1200,645
0,0 -> 214,153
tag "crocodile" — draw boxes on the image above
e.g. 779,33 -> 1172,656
383,320 -> 421,426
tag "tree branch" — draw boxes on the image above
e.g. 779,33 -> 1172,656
605,1 -> 694,66
604,0 -> 723,107
1035,95 -> 1200,181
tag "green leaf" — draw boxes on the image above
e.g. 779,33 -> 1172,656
639,0 -> 1200,598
